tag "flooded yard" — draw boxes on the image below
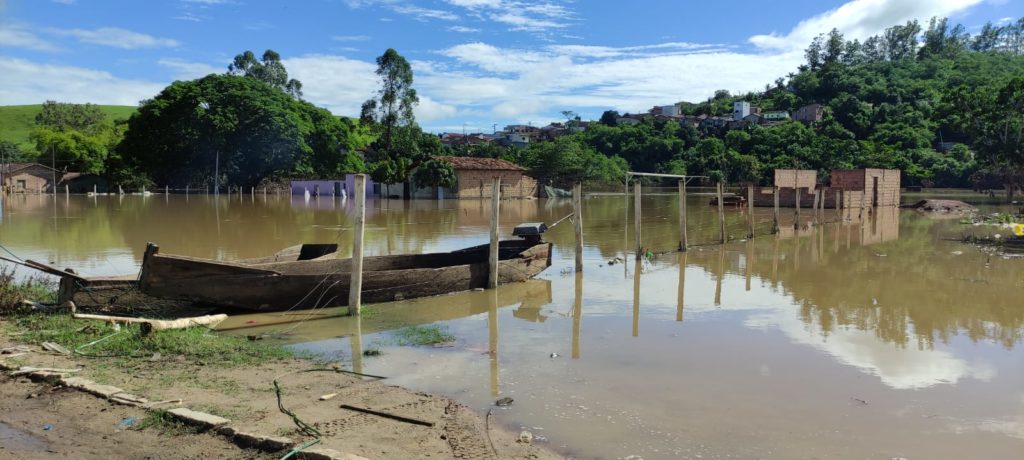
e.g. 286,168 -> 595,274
2,191 -> 1022,459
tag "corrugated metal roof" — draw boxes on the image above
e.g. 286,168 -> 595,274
435,156 -> 526,171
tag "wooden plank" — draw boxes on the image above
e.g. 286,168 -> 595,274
679,180 -> 687,251
488,176 -> 501,289
349,174 -> 366,315
717,182 -> 725,244
747,184 -> 754,238
573,182 -> 583,272
634,182 -> 642,255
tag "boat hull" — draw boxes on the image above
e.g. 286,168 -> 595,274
137,241 -> 552,311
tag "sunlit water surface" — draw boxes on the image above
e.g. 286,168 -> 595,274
2,191 -> 1022,459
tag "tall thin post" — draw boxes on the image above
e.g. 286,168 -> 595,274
812,188 -> 820,225
716,182 -> 725,244
348,174 -> 366,315
488,177 -> 501,289
186,185 -> 189,195
794,187 -> 801,227
678,179 -> 687,251
747,184 -> 754,238
119,185 -> 123,195
836,189 -> 842,219
572,272 -> 582,359
93,184 -> 97,195
165,185 -> 168,196
773,186 -> 780,234
65,184 -> 69,197
633,182 -> 642,255
572,182 -> 583,272
251,187 -> 255,199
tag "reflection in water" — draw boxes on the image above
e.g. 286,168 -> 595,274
3,193 -> 1024,459
632,258 -> 641,337
676,252 -> 685,322
488,289 -> 499,397
572,272 -> 582,359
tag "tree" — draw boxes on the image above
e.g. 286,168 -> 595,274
35,101 -> 106,132
599,110 -> 620,126
0,141 -> 31,163
228,49 -> 303,98
362,49 -> 426,191
413,158 -> 457,189
116,74 -> 362,188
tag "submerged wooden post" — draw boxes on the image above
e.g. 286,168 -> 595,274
348,174 -> 366,315
119,185 -> 124,195
572,272 -> 582,359
633,182 -> 642,255
794,187 -> 801,227
716,182 -> 725,244
251,187 -> 255,198
186,185 -> 189,195
773,186 -> 780,234
812,188 -> 820,225
678,179 -> 687,251
488,177 -> 501,289
747,184 -> 754,239
65,184 -> 69,196
836,189 -> 842,219
165,185 -> 168,196
93,184 -> 97,195
573,182 -> 583,272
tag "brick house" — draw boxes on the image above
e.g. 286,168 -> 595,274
429,156 -> 538,199
793,104 -> 825,124
2,163 -> 59,194
830,168 -> 901,208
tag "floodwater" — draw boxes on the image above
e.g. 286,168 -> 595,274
2,190 -> 1023,459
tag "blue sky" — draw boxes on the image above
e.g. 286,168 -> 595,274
1,0 -> 1020,133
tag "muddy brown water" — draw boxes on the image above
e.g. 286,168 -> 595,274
2,191 -> 1023,459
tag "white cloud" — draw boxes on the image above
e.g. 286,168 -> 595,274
392,4 -> 459,21
157,58 -> 221,80
51,0 -> 76,4
0,57 -> 162,105
750,0 -> 984,51
50,27 -> 180,49
332,35 -> 370,42
449,25 -> 481,33
0,24 -> 61,52
284,54 -> 379,116
173,12 -> 208,22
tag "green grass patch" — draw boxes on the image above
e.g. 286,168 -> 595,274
137,410 -> 200,435
0,267 -> 57,313
0,104 -> 136,152
4,312 -> 296,368
390,324 -> 455,346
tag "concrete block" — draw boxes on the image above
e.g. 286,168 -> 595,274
167,408 -> 231,428
61,376 -> 124,398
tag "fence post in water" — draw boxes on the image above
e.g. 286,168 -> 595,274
717,182 -> 725,244
747,184 -> 755,239
634,182 -> 642,255
678,179 -> 687,251
93,184 -> 97,195
348,174 -> 367,315
65,184 -> 69,197
165,185 -> 168,196
794,187 -> 801,227
573,182 -> 583,272
812,187 -> 820,225
773,186 -> 780,234
488,177 -> 501,289
119,185 -> 124,195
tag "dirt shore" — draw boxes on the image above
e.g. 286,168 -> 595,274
0,326 -> 563,460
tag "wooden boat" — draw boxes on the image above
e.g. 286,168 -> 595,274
137,239 -> 551,311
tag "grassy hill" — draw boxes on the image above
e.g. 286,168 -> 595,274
0,104 -> 136,153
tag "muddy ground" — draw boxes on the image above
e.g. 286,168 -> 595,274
0,377 -> 275,460
0,329 -> 562,460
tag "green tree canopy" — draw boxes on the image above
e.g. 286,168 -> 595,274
116,74 -> 365,188
228,49 -> 303,98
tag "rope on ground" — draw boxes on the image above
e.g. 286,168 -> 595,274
271,367 -> 387,460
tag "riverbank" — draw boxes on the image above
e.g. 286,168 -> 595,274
0,310 -> 561,459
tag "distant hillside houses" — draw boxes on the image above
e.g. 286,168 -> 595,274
438,99 -> 826,149
440,120 -> 593,148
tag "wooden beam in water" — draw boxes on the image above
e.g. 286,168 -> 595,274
679,179 -> 688,251
634,182 -> 642,255
773,186 -> 780,234
717,182 -> 725,244
747,184 -> 754,239
573,182 -> 583,272
488,177 -> 501,289
348,174 -> 366,315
